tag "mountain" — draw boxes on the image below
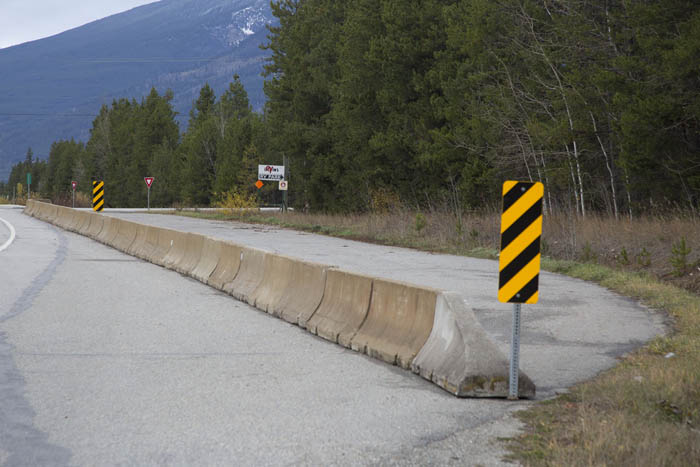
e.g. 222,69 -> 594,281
0,0 -> 274,180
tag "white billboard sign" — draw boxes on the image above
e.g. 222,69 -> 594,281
258,165 -> 285,181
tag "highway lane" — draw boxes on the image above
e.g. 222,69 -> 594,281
2,207 -> 532,466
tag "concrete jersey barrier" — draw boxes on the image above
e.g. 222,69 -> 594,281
149,228 -> 180,266
412,292 -> 536,398
54,206 -> 75,230
23,200 -> 36,217
138,226 -> 163,263
112,219 -> 138,253
273,259 -> 328,326
161,230 -> 189,270
191,237 -> 225,283
21,201 -> 536,398
75,211 -> 94,236
86,213 -> 105,239
127,223 -> 149,257
224,247 -> 266,303
207,242 -> 242,290
250,254 -> 295,313
350,279 -> 438,370
95,215 -> 116,244
305,269 -> 373,347
66,209 -> 86,232
173,233 -> 205,275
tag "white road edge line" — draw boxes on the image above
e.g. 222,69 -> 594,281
0,217 -> 17,252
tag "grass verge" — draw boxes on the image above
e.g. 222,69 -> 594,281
171,208 -> 699,465
508,259 -> 700,466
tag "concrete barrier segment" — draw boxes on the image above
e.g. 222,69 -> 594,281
126,223 -> 149,257
76,211 -> 95,235
272,259 -> 328,326
223,247 -> 266,304
34,202 -> 45,219
139,226 -> 163,263
57,207 -> 74,228
41,203 -> 58,223
53,206 -> 75,229
32,200 -> 46,219
27,200 -> 42,218
350,279 -> 437,370
149,227 -> 179,266
207,242 -> 243,290
411,292 -> 536,398
30,200 -> 41,217
65,208 -> 84,232
46,204 -> 58,223
30,200 -> 42,217
27,199 -> 37,216
94,215 -> 111,243
250,254 -> 295,313
47,204 -> 59,223
86,212 -> 105,239
34,202 -> 47,220
70,210 -> 91,234
112,219 -> 139,253
305,269 -> 373,347
102,216 -> 122,246
173,232 -> 205,275
23,200 -> 36,216
161,229 -> 189,270
191,237 -> 224,283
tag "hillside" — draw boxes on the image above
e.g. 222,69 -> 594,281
0,0 -> 273,180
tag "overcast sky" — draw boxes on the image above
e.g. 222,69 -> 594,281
0,1 -> 159,49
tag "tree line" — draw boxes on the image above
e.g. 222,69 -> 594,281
3,77 -> 278,208
3,0 -> 699,216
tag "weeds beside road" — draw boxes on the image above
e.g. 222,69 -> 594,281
174,207 -> 699,465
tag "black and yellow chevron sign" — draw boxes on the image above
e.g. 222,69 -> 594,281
92,180 -> 104,212
498,181 -> 544,304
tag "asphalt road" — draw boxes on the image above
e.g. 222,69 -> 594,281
0,206 -> 666,466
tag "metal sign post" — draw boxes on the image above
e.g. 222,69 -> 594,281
71,181 -> 77,208
509,303 -> 522,399
279,180 -> 289,212
27,173 -> 31,199
498,180 -> 543,400
282,155 -> 288,212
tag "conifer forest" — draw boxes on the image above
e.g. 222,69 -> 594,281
4,0 -> 699,216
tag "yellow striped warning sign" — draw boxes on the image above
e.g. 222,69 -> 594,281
92,180 -> 104,212
498,181 -> 543,304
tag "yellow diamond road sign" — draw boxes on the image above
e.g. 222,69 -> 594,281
498,181 -> 543,304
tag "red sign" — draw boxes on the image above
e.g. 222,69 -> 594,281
255,180 -> 264,189
144,177 -> 154,188
71,181 -> 77,190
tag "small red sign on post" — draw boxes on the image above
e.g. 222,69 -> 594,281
144,177 -> 154,188
71,181 -> 77,190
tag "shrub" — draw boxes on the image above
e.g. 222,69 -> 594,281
213,190 -> 258,211
671,237 -> 692,277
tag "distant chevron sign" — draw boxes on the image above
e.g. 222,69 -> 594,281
93,180 -> 104,212
498,181 -> 544,304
